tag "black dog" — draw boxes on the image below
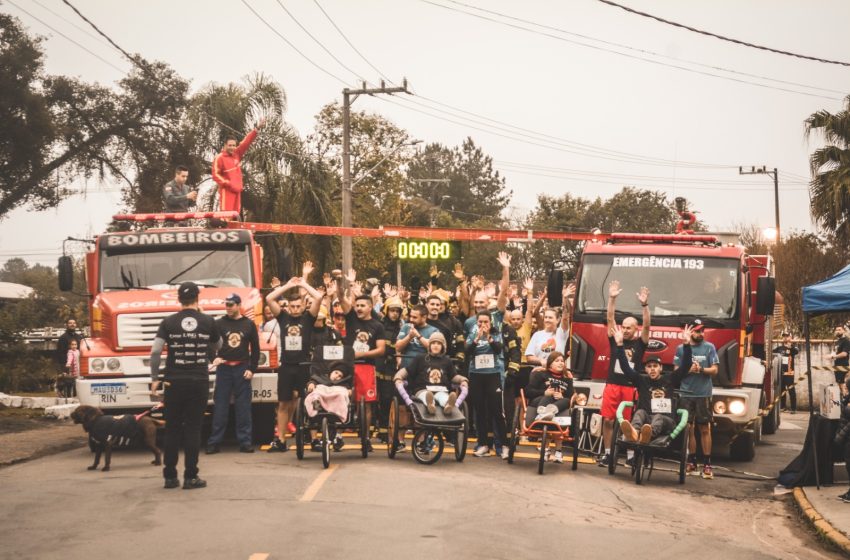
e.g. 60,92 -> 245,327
70,405 -> 163,471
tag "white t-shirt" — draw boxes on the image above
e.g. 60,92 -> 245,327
525,327 -> 568,364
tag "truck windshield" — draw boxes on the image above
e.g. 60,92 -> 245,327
576,254 -> 739,320
100,247 -> 252,291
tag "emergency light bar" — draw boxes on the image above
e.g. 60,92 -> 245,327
608,233 -> 719,245
112,211 -> 239,222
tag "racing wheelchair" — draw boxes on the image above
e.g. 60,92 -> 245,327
386,388 -> 470,465
608,401 -> 690,485
292,352 -> 371,469
506,389 -> 577,474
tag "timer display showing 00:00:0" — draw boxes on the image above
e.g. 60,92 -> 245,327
397,241 -> 453,259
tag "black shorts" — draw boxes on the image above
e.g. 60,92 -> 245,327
278,364 -> 310,402
835,368 -> 847,386
680,396 -> 712,425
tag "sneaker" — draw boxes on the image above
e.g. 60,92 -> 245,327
310,438 -> 323,452
837,490 -> 850,503
639,424 -> 653,445
625,456 -> 635,468
182,477 -> 207,490
163,478 -> 180,489
686,462 -> 698,476
333,435 -> 345,452
597,454 -> 610,468
536,405 -> 556,422
205,444 -> 221,455
392,440 -> 406,453
425,391 -> 436,415
267,439 -> 288,453
287,422 -> 296,434
444,392 -> 457,414
473,445 -> 491,457
239,445 -> 254,453
620,420 -> 637,442
553,450 -> 564,463
501,446 -> 510,460
701,464 -> 714,480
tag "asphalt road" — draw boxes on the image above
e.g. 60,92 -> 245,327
0,411 -> 841,560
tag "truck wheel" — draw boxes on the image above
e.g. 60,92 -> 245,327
752,417 -> 763,444
762,403 -> 779,435
252,403 -> 276,445
729,430 -> 755,461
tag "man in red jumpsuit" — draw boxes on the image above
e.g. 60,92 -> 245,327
211,118 -> 265,215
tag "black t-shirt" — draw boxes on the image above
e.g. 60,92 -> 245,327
344,310 -> 385,366
155,309 -> 220,380
276,310 -> 315,366
607,335 -> 646,386
772,344 -> 799,376
379,317 -> 403,375
216,315 -> 260,371
407,354 -> 457,395
836,337 -> 850,367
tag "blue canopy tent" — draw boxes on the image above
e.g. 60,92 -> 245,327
800,264 -> 850,488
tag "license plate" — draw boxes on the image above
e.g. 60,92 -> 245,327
91,383 -> 126,395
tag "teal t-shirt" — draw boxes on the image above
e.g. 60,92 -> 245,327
397,323 -> 438,371
674,340 -> 719,397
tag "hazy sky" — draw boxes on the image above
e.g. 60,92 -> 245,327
2,0 -> 848,266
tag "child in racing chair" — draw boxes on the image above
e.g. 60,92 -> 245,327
525,352 -> 574,463
393,332 -> 469,432
305,360 -> 353,452
613,324 -> 693,444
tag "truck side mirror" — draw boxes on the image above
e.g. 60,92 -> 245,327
58,256 -> 74,292
547,269 -> 563,308
755,276 -> 776,315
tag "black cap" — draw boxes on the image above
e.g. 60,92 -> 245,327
225,293 -> 241,305
644,355 -> 662,365
692,318 -> 705,332
177,282 -> 199,301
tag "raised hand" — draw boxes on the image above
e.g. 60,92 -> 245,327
681,324 -> 693,342
484,282 -> 497,298
257,117 -> 267,129
612,325 -> 624,345
371,284 -> 380,297
350,281 -> 362,297
327,280 -> 337,295
270,276 -> 281,289
399,287 -> 410,302
290,276 -> 303,287
523,277 -> 534,295
419,286 -> 430,299
302,261 -> 315,279
637,286 -> 650,306
609,280 -> 622,299
497,251 -> 512,269
345,269 -> 357,284
429,264 -> 438,278
564,283 -> 576,299
471,275 -> 485,290
453,263 -> 465,281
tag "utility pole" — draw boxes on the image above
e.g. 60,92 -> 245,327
412,178 -> 451,266
342,79 -> 410,273
738,166 -> 780,239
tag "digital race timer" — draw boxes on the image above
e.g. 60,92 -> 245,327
396,240 -> 459,260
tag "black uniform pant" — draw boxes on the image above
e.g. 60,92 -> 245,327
781,374 -> 797,411
163,378 -> 208,480
470,374 -> 506,448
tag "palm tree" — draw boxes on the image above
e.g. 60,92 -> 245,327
804,94 -> 850,242
187,74 -> 337,274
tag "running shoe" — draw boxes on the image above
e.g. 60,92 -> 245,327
701,464 -> 714,480
473,445 -> 491,457
182,477 -> 207,490
837,490 -> 850,503
287,422 -> 296,434
501,446 -> 510,460
393,440 -> 407,453
553,450 -> 564,463
597,454 -> 610,468
310,438 -> 322,452
267,439 -> 288,453
333,435 -> 345,452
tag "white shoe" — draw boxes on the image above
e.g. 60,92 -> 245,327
501,447 -> 510,460
553,451 -> 564,463
473,446 -> 490,457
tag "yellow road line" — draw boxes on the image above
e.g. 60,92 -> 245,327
248,554 -> 270,560
299,464 -> 339,503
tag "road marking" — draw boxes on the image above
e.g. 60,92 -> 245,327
249,554 -> 270,560
778,422 -> 802,430
299,464 -> 338,503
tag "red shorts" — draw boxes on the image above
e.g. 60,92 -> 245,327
601,384 -> 636,421
354,363 -> 378,403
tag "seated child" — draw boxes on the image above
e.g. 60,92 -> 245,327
526,351 -> 574,422
614,324 -> 692,444
394,332 -> 468,416
305,360 -> 353,419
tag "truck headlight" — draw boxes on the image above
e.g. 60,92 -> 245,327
90,358 -> 105,372
728,399 -> 746,416
106,358 -> 121,371
713,400 -> 727,415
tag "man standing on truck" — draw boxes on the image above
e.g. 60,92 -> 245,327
211,118 -> 265,216
162,165 -> 197,215
598,281 -> 650,468
265,264 -> 322,452
674,319 -> 719,480
205,293 -> 260,455
150,282 -> 221,490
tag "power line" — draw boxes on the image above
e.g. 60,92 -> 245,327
446,0 -> 846,96
7,0 -> 126,73
418,0 -> 843,101
312,0 -> 392,83
31,0 -> 113,49
597,0 -> 850,67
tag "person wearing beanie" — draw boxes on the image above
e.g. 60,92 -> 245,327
394,332 -> 468,416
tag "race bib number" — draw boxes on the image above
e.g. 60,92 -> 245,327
353,341 -> 370,354
474,354 -> 495,369
780,356 -> 789,365
426,385 -> 448,393
284,336 -> 302,351
651,398 -> 672,414
323,346 -> 344,361
554,416 -> 571,427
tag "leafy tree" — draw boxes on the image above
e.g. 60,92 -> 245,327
805,94 -> 850,244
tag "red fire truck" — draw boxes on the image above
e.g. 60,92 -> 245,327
568,232 -> 777,461
58,214 -> 279,442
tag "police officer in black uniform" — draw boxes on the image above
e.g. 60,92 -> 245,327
150,282 -> 221,490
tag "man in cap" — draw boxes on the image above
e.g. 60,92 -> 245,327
150,282 -> 221,489
206,293 -> 260,454
674,319 -> 719,479
376,296 -> 405,444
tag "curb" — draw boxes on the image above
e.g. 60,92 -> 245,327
0,439 -> 87,469
793,487 -> 850,556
